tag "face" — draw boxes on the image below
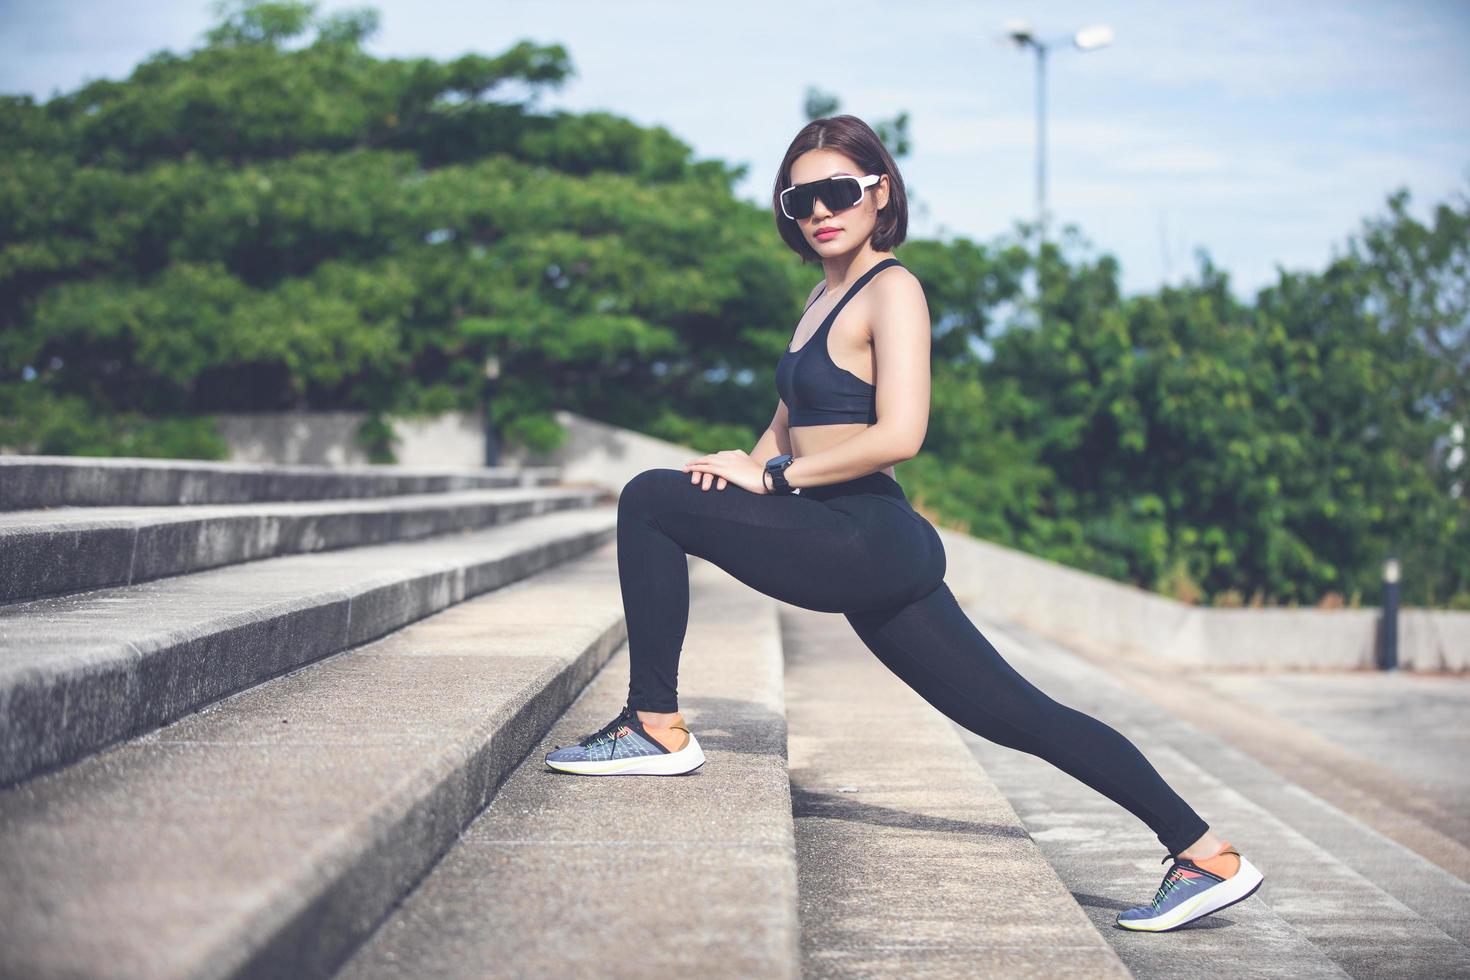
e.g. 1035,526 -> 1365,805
786,148 -> 890,256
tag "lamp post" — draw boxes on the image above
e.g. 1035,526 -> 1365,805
1005,20 -> 1114,244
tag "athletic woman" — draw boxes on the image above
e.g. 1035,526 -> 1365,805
545,114 -> 1264,933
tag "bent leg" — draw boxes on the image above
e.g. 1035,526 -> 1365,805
616,467 -> 941,713
845,581 -> 1209,855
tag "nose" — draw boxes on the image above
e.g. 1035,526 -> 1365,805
808,193 -> 833,222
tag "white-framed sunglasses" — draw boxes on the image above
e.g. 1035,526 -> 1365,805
779,173 -> 882,221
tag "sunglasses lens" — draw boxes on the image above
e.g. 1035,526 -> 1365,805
824,176 -> 862,211
782,186 -> 814,219
782,176 -> 863,219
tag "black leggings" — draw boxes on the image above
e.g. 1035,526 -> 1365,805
616,466 -> 1211,856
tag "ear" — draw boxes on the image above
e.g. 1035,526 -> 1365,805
876,174 -> 890,211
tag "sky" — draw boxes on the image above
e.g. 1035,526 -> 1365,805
3,0 -> 1468,300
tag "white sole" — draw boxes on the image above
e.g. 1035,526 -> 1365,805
1116,856 -> 1265,932
545,732 -> 706,776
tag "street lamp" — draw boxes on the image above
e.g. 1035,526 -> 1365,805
1005,20 -> 1114,243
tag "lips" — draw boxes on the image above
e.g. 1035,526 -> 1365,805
815,227 -> 841,239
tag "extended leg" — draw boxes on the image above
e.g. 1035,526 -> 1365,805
846,581 -> 1210,855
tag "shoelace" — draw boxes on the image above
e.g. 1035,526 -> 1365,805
1149,855 -> 1198,908
576,705 -> 636,754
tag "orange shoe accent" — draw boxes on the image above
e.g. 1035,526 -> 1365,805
647,719 -> 691,752
1191,840 -> 1242,879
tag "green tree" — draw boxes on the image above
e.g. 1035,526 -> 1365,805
0,0 -> 783,458
2,0 -> 1463,608
953,188 -> 1469,608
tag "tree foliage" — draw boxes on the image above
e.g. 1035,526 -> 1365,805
1,0 -> 777,459
1,0 -> 1464,607
905,198 -> 1469,608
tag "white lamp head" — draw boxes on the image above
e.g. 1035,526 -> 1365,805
1074,24 -> 1115,50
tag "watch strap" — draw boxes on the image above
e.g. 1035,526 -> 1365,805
765,454 -> 795,494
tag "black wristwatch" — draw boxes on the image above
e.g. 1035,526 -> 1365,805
764,453 -> 796,495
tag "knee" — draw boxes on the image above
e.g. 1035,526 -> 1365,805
617,467 -> 686,519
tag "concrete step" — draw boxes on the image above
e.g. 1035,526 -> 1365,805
1052,641 -> 1470,947
0,540 -> 629,980
0,454 -> 562,510
0,504 -> 616,786
780,604 -> 1129,979
0,485 -> 606,604
958,611 -> 1470,980
334,558 -> 800,980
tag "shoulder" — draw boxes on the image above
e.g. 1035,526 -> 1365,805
867,262 -> 928,320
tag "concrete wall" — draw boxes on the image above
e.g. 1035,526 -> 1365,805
497,410 -> 697,494
937,532 -> 1468,672
216,411 -> 485,468
536,410 -> 1468,673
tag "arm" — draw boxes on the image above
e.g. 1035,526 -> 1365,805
780,270 -> 930,490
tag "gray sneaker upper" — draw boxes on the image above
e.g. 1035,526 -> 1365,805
546,720 -> 669,763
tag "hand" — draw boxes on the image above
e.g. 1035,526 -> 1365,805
680,449 -> 770,494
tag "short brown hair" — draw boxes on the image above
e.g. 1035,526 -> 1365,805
772,115 -> 909,262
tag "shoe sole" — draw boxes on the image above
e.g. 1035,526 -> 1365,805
544,733 -> 706,776
1115,857 -> 1265,932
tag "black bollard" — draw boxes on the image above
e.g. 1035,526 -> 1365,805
482,355 -> 501,467
1378,557 -> 1400,671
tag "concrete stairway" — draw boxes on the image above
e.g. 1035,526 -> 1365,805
956,609 -> 1470,980
781,606 -> 1128,979
0,457 -> 575,605
0,456 -> 621,978
0,483 -> 612,784
335,558 -> 799,979
0,453 -> 1129,980
0,455 -> 562,509
5,453 -> 1465,979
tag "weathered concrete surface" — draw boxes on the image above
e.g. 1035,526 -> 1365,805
336,557 -> 800,980
957,612 -> 1470,979
781,605 -> 1129,979
1049,633 -> 1470,946
0,486 -> 603,602
0,454 -> 560,510
938,526 -> 1468,672
0,505 -> 615,786
213,409 -> 489,468
0,541 -> 628,980
1193,670 -> 1470,808
498,409 -> 699,505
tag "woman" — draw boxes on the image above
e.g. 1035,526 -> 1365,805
545,115 -> 1264,933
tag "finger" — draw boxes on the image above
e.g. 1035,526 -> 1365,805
717,477 -> 728,490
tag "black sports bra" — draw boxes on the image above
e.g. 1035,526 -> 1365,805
775,257 -> 902,426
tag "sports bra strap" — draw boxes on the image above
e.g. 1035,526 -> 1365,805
814,257 -> 902,335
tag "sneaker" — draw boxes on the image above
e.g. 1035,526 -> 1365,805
544,704 -> 705,776
1115,842 -> 1264,932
